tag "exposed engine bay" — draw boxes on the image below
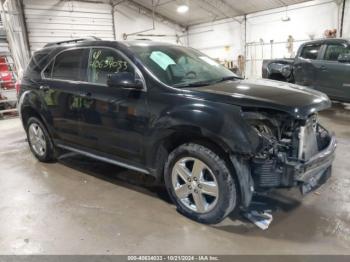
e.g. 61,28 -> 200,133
242,109 -> 335,193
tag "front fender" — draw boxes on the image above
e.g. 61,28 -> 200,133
149,100 -> 260,155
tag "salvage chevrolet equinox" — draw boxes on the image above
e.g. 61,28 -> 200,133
18,38 -> 336,224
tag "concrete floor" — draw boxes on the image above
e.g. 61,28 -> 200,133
0,103 -> 349,255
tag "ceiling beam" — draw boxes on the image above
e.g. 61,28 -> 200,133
221,0 -> 246,15
112,0 -> 185,28
192,0 -> 221,21
198,0 -> 243,23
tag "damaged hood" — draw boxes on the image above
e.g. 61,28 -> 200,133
186,79 -> 331,119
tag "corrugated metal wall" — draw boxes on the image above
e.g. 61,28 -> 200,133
1,0 -> 31,73
23,0 -> 114,52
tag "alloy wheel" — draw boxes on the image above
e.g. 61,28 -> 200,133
171,157 -> 219,213
28,123 -> 47,157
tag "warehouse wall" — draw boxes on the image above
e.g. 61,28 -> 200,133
113,3 -> 185,45
188,18 -> 243,62
1,0 -> 30,73
245,0 -> 340,78
23,0 -> 114,52
187,0 -> 349,78
13,0 -> 349,74
343,0 -> 350,37
21,0 -> 186,54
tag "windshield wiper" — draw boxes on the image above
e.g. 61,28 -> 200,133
218,76 -> 243,82
174,76 -> 243,88
174,80 -> 216,88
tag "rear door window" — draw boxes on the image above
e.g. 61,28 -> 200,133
51,49 -> 87,81
324,43 -> 350,61
300,44 -> 322,60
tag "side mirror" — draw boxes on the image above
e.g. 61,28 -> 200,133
107,72 -> 143,89
338,53 -> 350,63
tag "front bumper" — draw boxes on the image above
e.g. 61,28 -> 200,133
252,133 -> 336,193
293,134 -> 336,193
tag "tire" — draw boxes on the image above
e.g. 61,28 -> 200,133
164,143 -> 238,224
26,117 -> 55,162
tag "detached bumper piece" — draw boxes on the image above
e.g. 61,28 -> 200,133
252,133 -> 336,193
295,135 -> 336,194
299,166 -> 331,194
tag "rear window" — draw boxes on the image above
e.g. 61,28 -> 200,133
50,49 -> 86,81
300,44 -> 321,60
26,52 -> 49,74
43,60 -> 54,78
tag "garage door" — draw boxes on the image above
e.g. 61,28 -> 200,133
23,0 -> 115,52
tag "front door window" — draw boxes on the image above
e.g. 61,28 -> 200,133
88,48 -> 135,85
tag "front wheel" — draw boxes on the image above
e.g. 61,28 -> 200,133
164,143 -> 238,224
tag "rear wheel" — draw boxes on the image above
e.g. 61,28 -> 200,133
164,143 -> 238,224
26,117 -> 55,162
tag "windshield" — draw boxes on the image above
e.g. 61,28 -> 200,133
129,44 -> 239,88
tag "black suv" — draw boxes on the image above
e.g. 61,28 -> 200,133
18,39 -> 336,224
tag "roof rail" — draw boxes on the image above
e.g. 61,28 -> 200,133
44,36 -> 102,48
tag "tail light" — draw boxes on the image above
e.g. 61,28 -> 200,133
15,80 -> 21,96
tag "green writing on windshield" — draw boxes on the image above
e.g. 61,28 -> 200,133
90,50 -> 128,71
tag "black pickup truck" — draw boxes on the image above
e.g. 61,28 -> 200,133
263,38 -> 350,102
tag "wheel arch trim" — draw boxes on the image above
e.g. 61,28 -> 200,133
230,155 -> 254,209
18,90 -> 31,127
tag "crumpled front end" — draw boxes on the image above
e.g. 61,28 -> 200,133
243,110 -> 336,194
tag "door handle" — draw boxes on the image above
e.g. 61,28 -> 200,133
39,85 -> 50,92
320,65 -> 327,71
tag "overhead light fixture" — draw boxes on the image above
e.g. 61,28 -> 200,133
281,6 -> 290,22
177,4 -> 189,13
281,16 -> 290,22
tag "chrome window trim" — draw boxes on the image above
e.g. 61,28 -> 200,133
40,46 -> 147,91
